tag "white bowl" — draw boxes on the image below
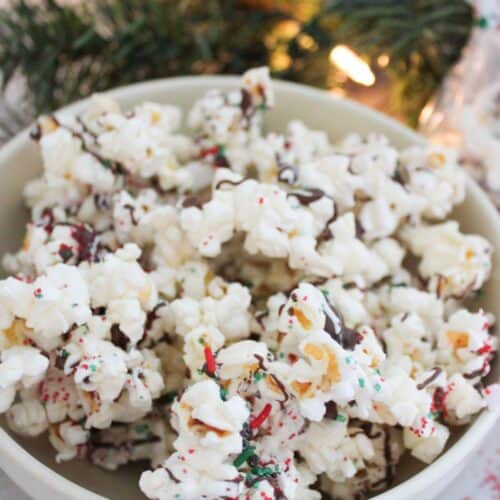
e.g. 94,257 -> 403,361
0,77 -> 498,500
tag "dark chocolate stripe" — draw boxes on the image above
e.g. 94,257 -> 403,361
417,367 -> 443,390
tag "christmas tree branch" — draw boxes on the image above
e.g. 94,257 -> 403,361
0,0 -> 473,137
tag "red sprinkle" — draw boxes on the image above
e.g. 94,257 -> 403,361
250,403 -> 272,430
477,344 -> 492,355
204,346 -> 216,375
200,146 -> 219,158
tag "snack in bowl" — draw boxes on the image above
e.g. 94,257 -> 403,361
0,68 -> 497,499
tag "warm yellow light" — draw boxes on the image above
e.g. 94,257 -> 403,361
419,100 -> 435,124
329,87 -> 346,98
329,45 -> 375,87
297,33 -> 317,51
377,53 -> 390,68
276,20 -> 301,39
271,51 -> 292,71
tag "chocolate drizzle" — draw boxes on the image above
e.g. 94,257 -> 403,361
324,401 -> 338,419
268,373 -> 289,407
432,386 -> 447,415
240,89 -> 253,117
123,204 -> 139,225
144,303 -> 167,335
287,188 -> 327,206
323,299 -> 361,350
463,367 -> 485,380
130,435 -> 162,447
181,190 -> 211,208
71,224 -> 98,262
165,467 -> 181,484
215,178 -> 247,190
277,164 -> 298,185
76,115 -> 98,142
360,422 -> 383,439
254,354 -> 289,407
30,124 -> 42,142
416,367 -> 442,390
55,350 -> 69,370
254,311 -> 269,329
317,213 -> 337,243
110,324 -> 130,350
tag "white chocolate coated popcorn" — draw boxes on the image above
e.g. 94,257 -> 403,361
0,68 -> 495,500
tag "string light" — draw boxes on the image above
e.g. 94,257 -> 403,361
329,45 -> 376,87
419,100 -> 436,125
377,53 -> 390,68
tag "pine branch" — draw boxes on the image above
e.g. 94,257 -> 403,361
0,0 -> 284,115
288,0 -> 473,126
0,0 -> 473,139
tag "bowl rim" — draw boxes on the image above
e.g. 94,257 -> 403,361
0,75 -> 498,500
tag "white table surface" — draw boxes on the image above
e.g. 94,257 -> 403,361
0,420 -> 498,499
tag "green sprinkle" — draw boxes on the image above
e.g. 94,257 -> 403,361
251,466 -> 274,477
375,368 -> 381,375
358,378 -> 365,388
135,424 -> 150,434
391,282 -> 408,288
345,357 -> 352,365
198,337 -> 206,345
254,371 -> 264,383
374,383 -> 382,392
335,414 -> 346,422
220,387 -> 228,401
90,365 -> 97,372
189,267 -> 196,273
160,390 -> 178,404
279,352 -> 285,359
100,159 -> 114,170
321,289 -> 329,296
477,16 -> 488,28
233,446 -> 256,468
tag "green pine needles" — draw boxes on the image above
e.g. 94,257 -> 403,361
0,0 -> 473,136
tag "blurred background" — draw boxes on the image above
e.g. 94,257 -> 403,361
0,0 -> 480,127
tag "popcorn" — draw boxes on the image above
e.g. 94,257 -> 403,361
1,68 -> 495,500
437,309 -> 496,379
49,421 -> 89,462
398,145 -> 466,219
173,379 -> 249,456
0,346 -> 49,412
0,264 -> 91,340
88,417 -> 169,470
170,277 -> 251,341
402,221 -> 492,299
6,399 -> 48,437
403,420 -> 450,464
299,419 -> 358,479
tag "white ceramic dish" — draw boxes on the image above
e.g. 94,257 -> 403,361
0,77 -> 498,500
